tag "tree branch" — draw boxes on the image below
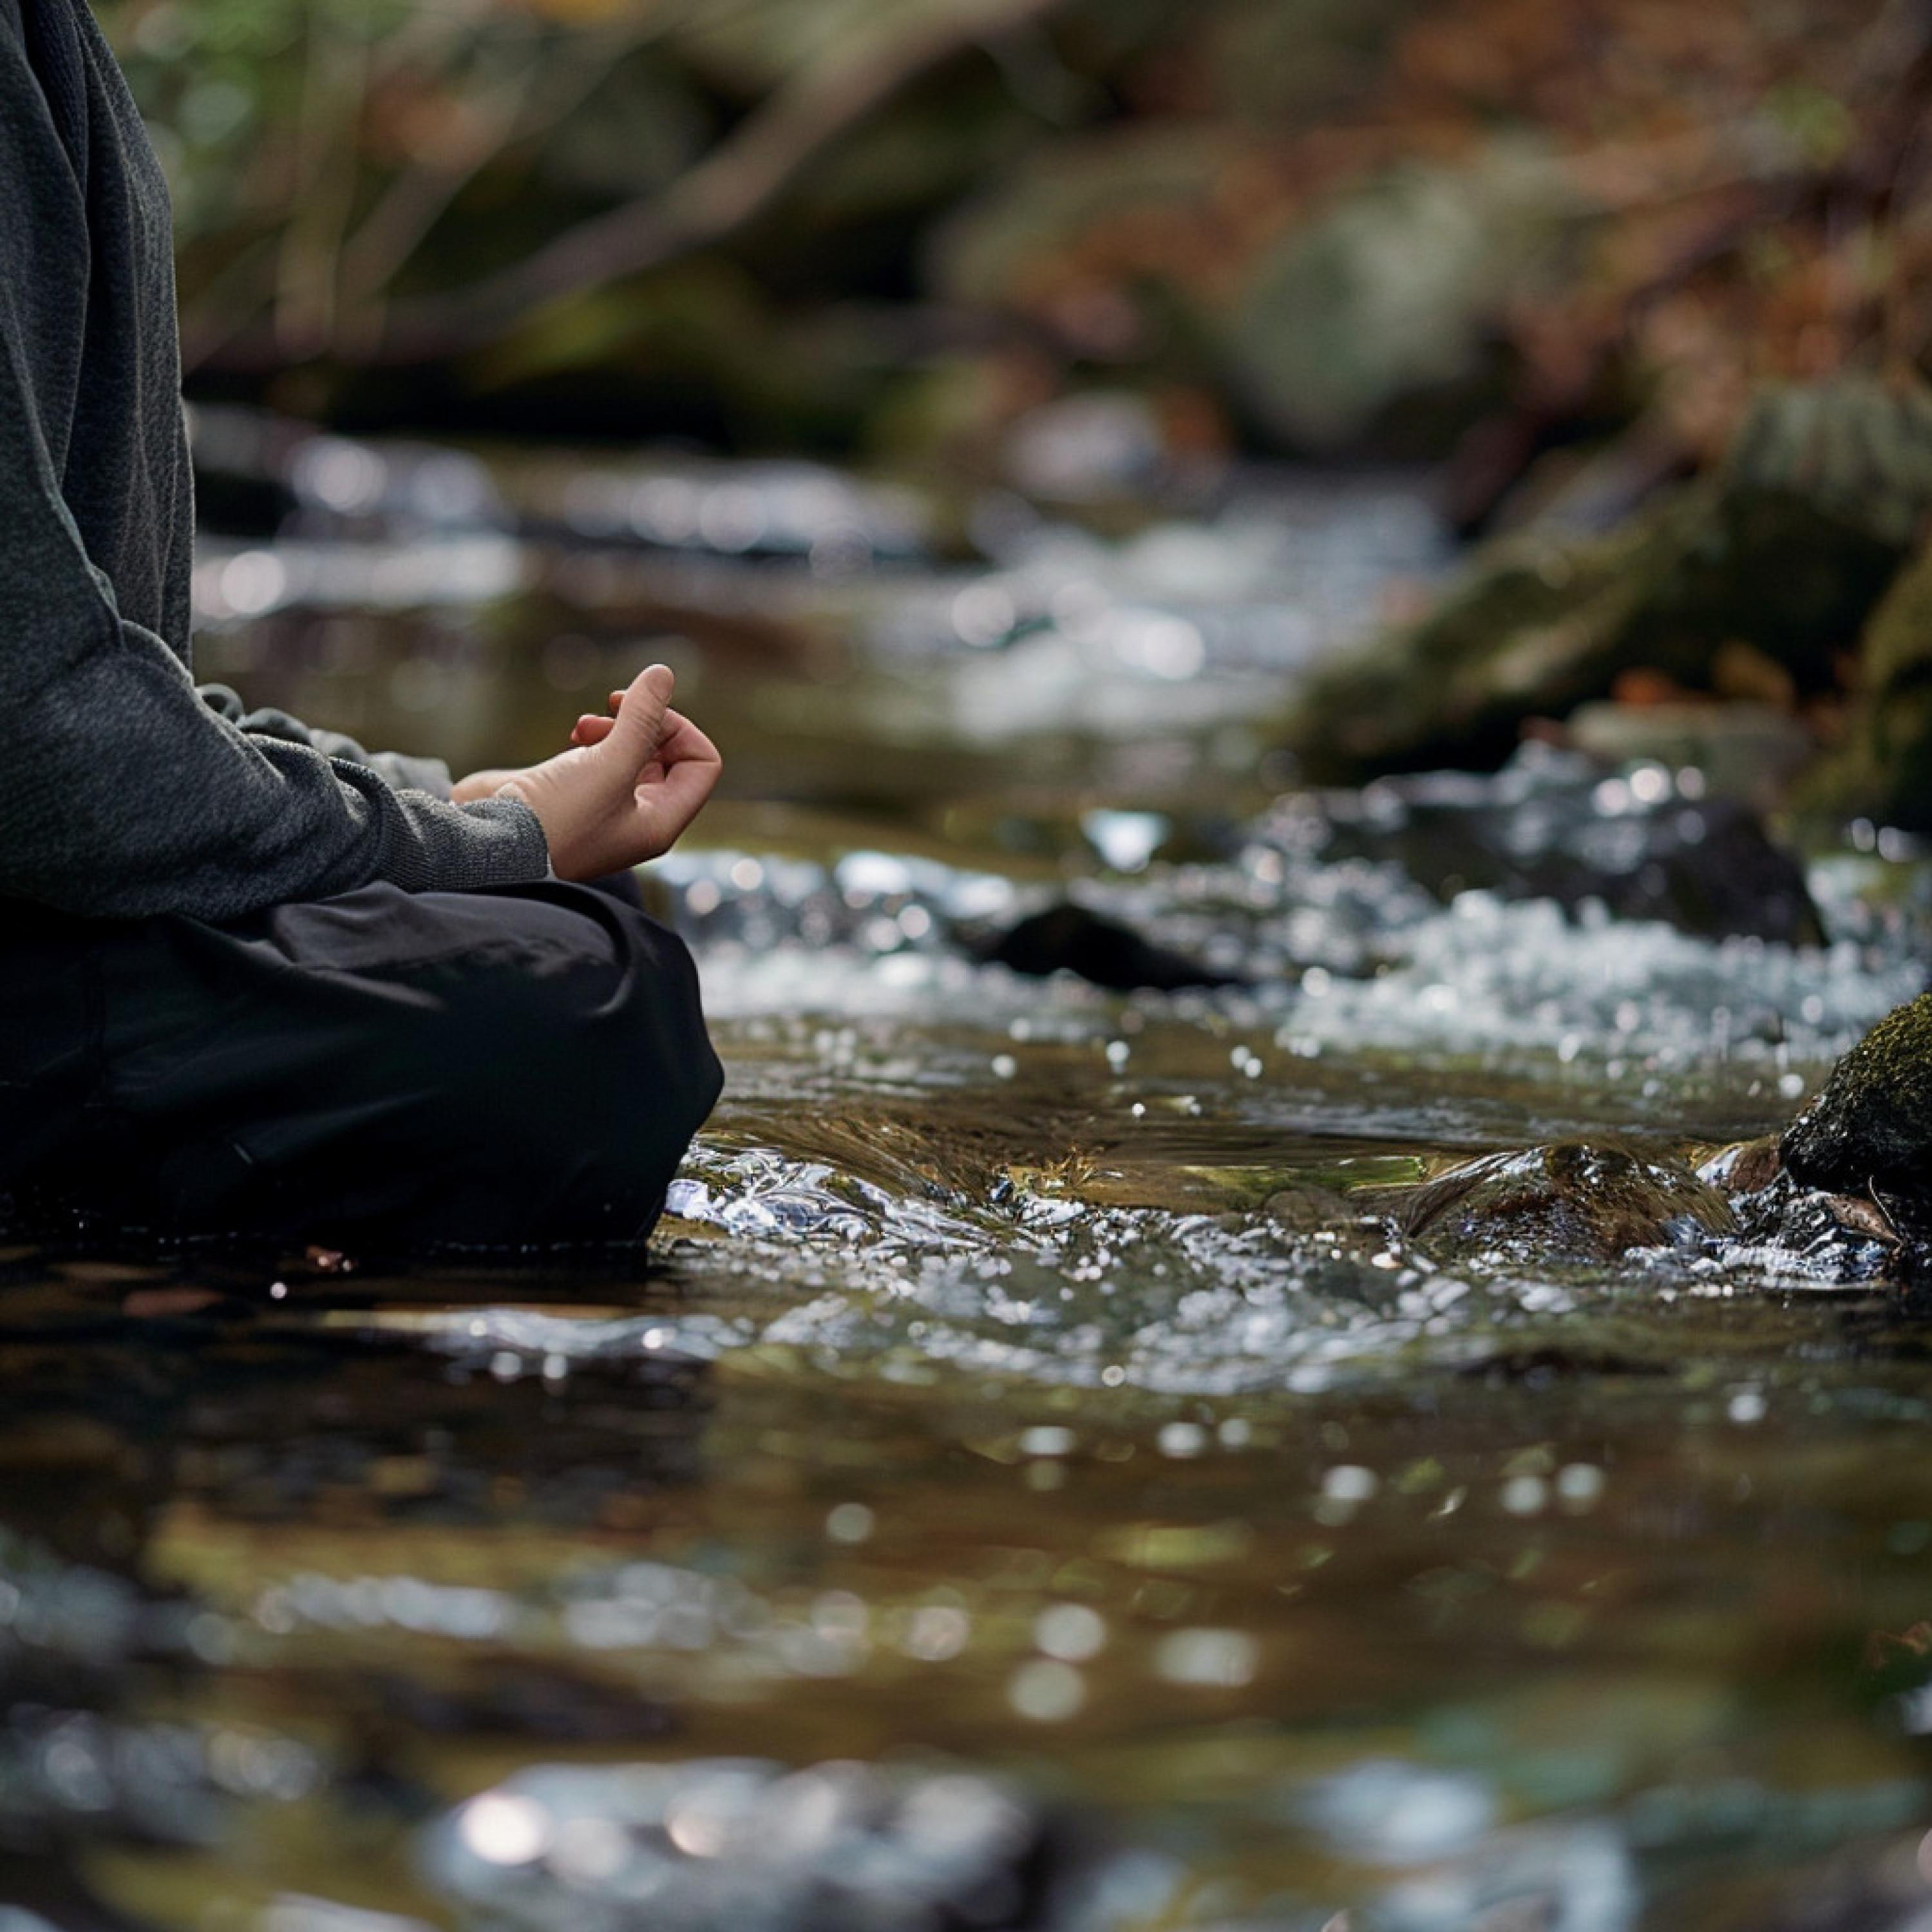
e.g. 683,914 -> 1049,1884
359,0 -> 1072,365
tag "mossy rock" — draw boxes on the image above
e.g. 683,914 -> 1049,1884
1781,994 -> 1932,1202
1283,375 -> 1932,782
1223,145 -> 1580,454
1363,1138 -> 1738,1264
1800,536 -> 1932,831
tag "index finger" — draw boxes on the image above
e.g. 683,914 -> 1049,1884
653,710 -> 721,770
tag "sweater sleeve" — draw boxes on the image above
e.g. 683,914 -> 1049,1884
197,686 -> 456,800
0,356 -> 550,921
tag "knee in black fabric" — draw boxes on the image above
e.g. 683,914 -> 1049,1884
397,899 -> 723,1244
11,883 -> 723,1253
280,887 -> 724,1249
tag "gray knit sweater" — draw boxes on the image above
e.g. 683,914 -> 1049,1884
0,0 -> 552,922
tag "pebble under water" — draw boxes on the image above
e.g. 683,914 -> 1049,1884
6,429 -> 1932,1931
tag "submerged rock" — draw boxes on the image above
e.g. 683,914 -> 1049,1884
978,904 -> 1245,993
1255,744 -> 1822,943
1260,1183 -> 1358,1234
1283,374 -> 1932,781
1693,1135 -> 1786,1198
1781,994 -> 1932,1212
1369,1139 -> 1738,1264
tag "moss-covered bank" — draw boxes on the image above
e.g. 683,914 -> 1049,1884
1282,376 -> 1932,783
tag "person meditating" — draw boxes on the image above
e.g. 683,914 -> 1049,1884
0,0 -> 724,1251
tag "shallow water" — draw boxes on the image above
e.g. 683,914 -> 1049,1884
6,426 -> 1932,1931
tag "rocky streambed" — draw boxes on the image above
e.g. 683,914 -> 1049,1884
5,422 -> 1932,1931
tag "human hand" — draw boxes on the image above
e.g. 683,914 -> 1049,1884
564,683 -> 714,776
477,663 -> 721,878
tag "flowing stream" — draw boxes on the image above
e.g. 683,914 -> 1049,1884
5,420 -> 1932,1931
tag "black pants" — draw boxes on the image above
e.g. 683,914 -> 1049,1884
0,879 -> 722,1255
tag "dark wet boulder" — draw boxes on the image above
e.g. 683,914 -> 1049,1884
1282,374 -> 1932,782
977,904 -> 1245,993
1255,744 -> 1823,944
1781,994 -> 1932,1212
1367,1139 -> 1738,1264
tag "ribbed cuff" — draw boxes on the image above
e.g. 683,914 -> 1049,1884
457,795 -> 552,882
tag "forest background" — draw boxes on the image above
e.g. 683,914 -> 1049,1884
99,0 -> 1932,819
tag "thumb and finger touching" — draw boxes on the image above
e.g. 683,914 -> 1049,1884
495,662 -> 719,879
572,692 -> 720,789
